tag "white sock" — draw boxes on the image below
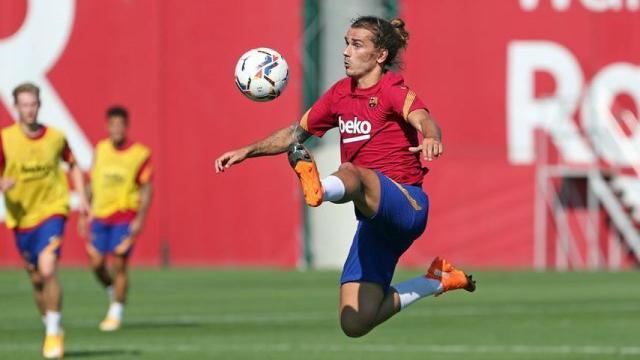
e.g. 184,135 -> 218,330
392,276 -> 443,310
45,311 -> 61,335
106,286 -> 114,302
321,175 -> 345,202
107,302 -> 124,320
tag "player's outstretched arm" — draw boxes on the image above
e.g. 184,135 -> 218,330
407,109 -> 443,162
215,123 -> 311,173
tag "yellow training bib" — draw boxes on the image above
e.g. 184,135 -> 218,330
1,124 -> 71,229
91,139 -> 151,219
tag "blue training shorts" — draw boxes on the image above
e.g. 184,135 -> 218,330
340,171 -> 429,293
90,220 -> 134,256
15,216 -> 65,266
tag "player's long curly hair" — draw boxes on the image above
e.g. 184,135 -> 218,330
351,16 -> 409,70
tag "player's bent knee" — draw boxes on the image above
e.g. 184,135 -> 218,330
113,256 -> 128,273
30,276 -> 44,290
90,257 -> 106,271
340,319 -> 372,338
339,308 -> 376,338
338,162 -> 357,173
38,267 -> 56,281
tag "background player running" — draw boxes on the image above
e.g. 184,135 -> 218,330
79,106 -> 153,331
215,16 -> 475,337
0,82 -> 89,358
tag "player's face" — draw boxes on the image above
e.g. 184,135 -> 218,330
343,27 -> 387,79
108,116 -> 128,144
14,92 -> 40,125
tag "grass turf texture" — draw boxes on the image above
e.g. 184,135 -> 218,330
1,269 -> 639,359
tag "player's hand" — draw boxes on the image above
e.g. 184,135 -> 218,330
214,147 -> 250,173
409,137 -> 443,161
0,177 -> 16,192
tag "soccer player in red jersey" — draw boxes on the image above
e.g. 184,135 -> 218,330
215,16 -> 475,337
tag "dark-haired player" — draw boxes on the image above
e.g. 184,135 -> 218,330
80,106 -> 152,331
215,16 -> 475,337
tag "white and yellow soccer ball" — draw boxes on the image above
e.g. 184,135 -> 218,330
234,47 -> 289,102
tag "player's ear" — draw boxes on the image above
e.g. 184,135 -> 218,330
377,48 -> 389,65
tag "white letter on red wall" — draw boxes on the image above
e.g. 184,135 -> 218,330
507,40 -> 594,164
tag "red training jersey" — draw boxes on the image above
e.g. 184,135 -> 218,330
301,71 -> 429,185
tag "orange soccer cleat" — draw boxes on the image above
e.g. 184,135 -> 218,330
426,256 -> 476,296
288,143 -> 323,207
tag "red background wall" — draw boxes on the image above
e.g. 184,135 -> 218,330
0,0 -> 303,267
399,0 -> 640,268
1,1 -> 638,268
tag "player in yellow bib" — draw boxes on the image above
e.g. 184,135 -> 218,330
0,83 -> 89,359
79,106 -> 153,332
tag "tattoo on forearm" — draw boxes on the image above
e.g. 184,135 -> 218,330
292,123 -> 311,144
247,123 -> 312,158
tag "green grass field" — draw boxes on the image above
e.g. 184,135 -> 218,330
1,268 -> 640,359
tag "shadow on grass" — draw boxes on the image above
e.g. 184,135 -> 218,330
65,349 -> 141,358
122,319 -> 203,330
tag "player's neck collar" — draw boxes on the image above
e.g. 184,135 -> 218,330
20,122 -> 47,140
112,138 -> 133,151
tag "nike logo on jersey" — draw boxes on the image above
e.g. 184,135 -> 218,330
339,116 -> 371,144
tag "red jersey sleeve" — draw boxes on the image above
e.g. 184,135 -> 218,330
135,155 -> 153,185
388,86 -> 429,121
300,86 -> 337,137
61,140 -> 76,165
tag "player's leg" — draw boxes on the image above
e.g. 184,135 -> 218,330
99,254 -> 127,331
329,162 -> 380,217
35,218 -> 65,359
39,248 -> 62,326
100,225 -> 133,331
88,220 -> 114,301
39,247 -> 65,359
15,230 -> 47,317
26,265 -> 46,318
112,254 -> 129,301
341,264 -> 473,337
337,172 -> 475,337
87,248 -> 112,293
288,143 -> 380,216
339,281 -> 395,337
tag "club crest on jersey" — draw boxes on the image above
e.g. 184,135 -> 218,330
339,116 -> 372,144
368,97 -> 378,108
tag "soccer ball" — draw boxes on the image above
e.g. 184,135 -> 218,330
234,47 -> 289,102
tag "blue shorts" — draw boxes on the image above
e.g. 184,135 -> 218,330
340,171 -> 429,293
15,217 -> 65,266
90,220 -> 133,256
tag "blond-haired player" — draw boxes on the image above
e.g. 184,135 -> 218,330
0,82 -> 89,358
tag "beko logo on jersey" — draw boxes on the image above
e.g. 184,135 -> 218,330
338,116 -> 372,144
20,163 -> 53,182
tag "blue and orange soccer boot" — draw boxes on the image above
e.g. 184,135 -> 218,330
288,143 -> 323,207
426,256 -> 476,296
42,331 -> 64,359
